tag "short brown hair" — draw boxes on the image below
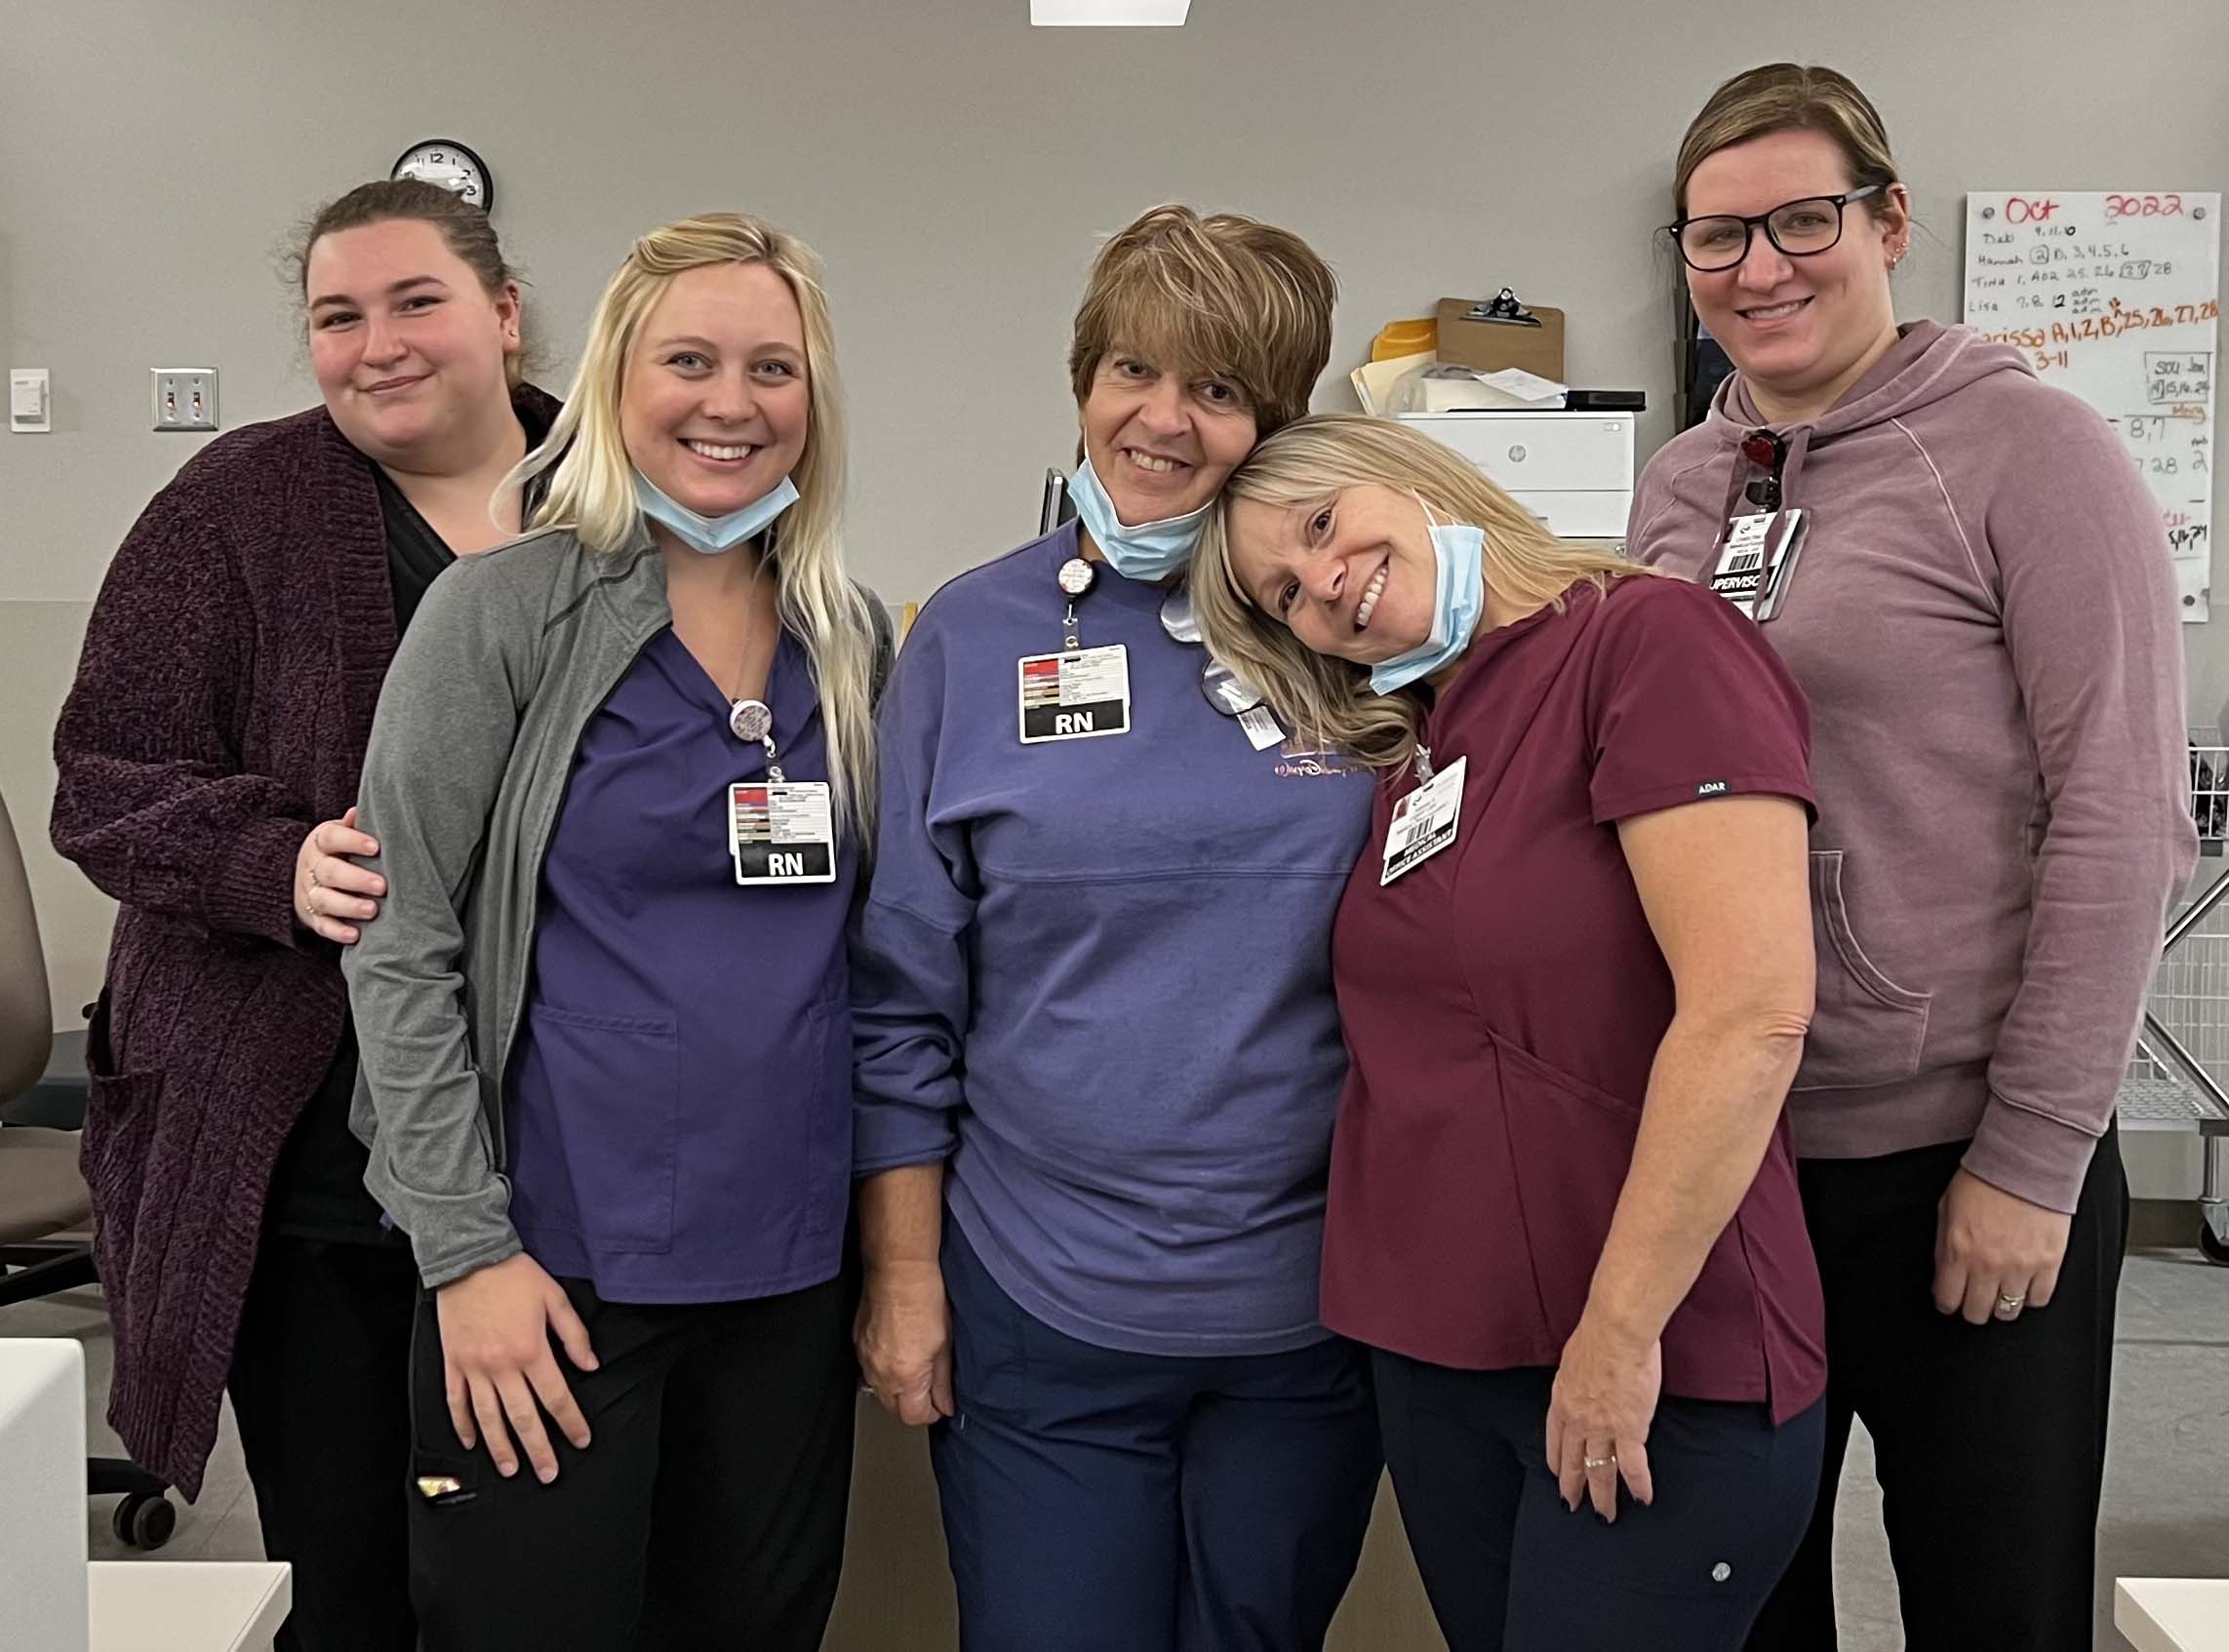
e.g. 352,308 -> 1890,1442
1675,63 -> 1899,218
291,178 -> 534,385
1067,205 -> 1336,438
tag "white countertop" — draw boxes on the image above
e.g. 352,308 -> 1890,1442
89,1560 -> 292,1652
2117,1578 -> 2229,1652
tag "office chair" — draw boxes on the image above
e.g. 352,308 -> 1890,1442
0,788 -> 177,1548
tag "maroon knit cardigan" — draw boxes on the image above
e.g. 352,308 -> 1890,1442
50,386 -> 557,1499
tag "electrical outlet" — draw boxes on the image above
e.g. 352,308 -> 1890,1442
10,368 -> 51,433
151,368 -> 218,432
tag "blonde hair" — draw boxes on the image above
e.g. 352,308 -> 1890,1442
1068,205 -> 1336,437
514,213 -> 878,839
1675,63 -> 1899,216
1193,414 -> 1650,771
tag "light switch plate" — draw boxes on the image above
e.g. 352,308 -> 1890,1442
10,368 -> 51,433
151,368 -> 218,432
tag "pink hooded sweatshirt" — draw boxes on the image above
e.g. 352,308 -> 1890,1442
1629,320 -> 2197,1214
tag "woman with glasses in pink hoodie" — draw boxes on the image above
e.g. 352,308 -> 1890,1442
1630,62 -> 2196,1651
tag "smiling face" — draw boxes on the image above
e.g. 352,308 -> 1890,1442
1078,344 -> 1259,529
1681,126 -> 1907,418
306,216 -> 520,464
1224,483 -> 1448,665
619,261 -> 809,518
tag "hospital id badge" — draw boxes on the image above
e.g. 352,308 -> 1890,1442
1018,645 -> 1130,743
1380,755 -> 1467,885
1706,508 -> 1809,622
729,781 -> 837,885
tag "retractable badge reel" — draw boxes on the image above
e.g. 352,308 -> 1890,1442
1707,430 -> 1810,623
726,697 -> 836,885
1017,555 -> 1133,743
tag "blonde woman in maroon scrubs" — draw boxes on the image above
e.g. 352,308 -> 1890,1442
1191,413 -> 1827,1652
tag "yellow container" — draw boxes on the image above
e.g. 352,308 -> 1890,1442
1370,318 -> 1437,362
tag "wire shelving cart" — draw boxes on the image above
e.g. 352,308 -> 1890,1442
2117,733 -> 2229,1263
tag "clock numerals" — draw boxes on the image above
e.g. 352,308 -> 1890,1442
391,140 -> 492,214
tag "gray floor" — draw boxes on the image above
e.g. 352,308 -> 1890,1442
3,1248 -> 2224,1650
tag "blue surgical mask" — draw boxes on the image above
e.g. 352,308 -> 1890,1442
1066,455 -> 1212,581
1367,502 -> 1487,696
634,470 -> 799,556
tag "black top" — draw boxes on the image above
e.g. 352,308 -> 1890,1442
377,465 -> 460,631
267,409 -> 552,1244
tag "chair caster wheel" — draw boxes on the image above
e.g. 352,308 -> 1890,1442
113,1492 -> 178,1551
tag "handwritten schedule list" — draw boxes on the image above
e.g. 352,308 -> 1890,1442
1965,191 -> 2219,620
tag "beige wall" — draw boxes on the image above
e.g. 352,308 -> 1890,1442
2,6 -> 2223,1637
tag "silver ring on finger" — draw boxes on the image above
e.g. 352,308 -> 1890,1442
1994,1292 -> 2025,1319
1583,1454 -> 1616,1470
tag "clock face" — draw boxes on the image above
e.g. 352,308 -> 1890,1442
391,140 -> 492,212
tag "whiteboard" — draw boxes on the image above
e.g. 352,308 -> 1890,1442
1963,191 -> 2219,622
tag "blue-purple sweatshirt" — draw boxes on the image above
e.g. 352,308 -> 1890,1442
853,526 -> 1374,1356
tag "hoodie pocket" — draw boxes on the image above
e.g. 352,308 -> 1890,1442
1794,850 -> 1931,1091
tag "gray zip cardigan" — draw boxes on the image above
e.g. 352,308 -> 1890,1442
342,524 -> 891,1289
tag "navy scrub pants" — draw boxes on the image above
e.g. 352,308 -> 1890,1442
1375,1353 -> 1825,1651
930,1221 -> 1383,1652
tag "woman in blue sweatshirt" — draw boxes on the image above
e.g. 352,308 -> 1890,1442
851,206 -> 1381,1651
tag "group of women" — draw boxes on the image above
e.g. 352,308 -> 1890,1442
50,59 -> 2194,1652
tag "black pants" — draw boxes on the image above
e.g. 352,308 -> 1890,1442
227,1235 -> 420,1652
1747,1126 -> 2128,1652
407,1272 -> 856,1652
1375,1355 -> 1824,1651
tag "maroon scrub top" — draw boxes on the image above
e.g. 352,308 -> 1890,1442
1322,574 -> 1827,1424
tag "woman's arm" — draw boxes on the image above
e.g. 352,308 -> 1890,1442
851,620 -> 977,1425
343,553 -> 600,1483
342,556 -> 530,1289
1924,398 -> 2196,1327
1549,792 -> 1813,1518
51,486 -> 319,946
854,1161 -> 952,1425
1963,399 -> 2195,1211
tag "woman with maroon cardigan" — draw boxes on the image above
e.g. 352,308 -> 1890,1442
51,178 -> 555,1651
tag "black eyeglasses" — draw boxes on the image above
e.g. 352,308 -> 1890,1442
1665,185 -> 1884,273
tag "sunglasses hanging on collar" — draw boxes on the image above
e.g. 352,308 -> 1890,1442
1706,428 -> 1810,624
1740,429 -> 1789,512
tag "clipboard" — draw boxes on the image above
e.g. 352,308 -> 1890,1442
1436,294 -> 1565,380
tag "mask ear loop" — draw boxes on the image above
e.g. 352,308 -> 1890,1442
1414,492 -> 1484,540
